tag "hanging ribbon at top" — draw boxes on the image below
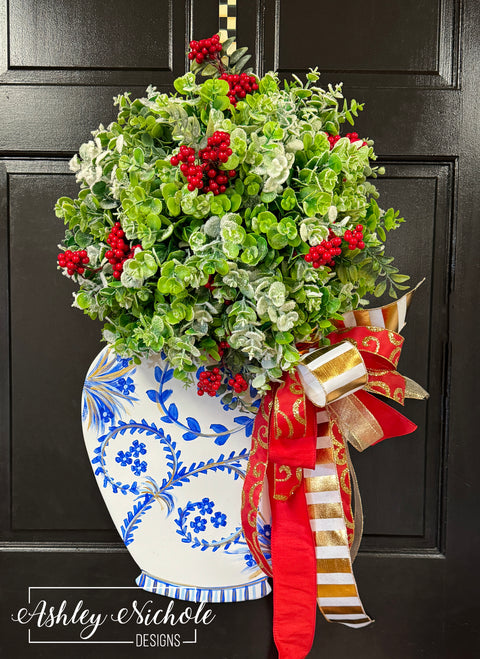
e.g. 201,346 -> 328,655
241,283 -> 428,659
218,0 -> 237,51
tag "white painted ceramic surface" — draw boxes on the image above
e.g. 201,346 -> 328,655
82,347 -> 271,602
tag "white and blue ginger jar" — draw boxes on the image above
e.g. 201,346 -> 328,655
81,348 -> 272,603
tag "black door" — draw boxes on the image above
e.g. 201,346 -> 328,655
1,1 -> 478,657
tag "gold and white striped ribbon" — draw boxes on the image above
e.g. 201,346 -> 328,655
218,0 -> 237,50
297,341 -> 368,408
303,409 -> 373,628
337,279 -> 424,333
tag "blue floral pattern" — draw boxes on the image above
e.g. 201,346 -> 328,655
129,440 -> 146,457
82,350 -> 138,432
91,417 -> 251,550
174,499 -> 240,552
131,459 -> 148,476
146,364 -> 259,445
116,377 -> 135,395
211,512 -> 227,528
197,497 -> 214,515
190,516 -> 207,533
172,498 -> 270,573
115,450 -> 132,467
85,350 -> 272,577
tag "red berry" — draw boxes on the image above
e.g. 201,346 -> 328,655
171,133 -> 236,193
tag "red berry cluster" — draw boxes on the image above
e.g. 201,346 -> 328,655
344,225 -> 365,250
199,131 -> 232,164
170,146 -> 199,191
197,367 -> 222,397
327,132 -> 368,150
304,231 -> 342,268
188,34 -> 222,64
170,132 -> 236,195
327,133 -> 341,149
217,340 -> 230,358
228,373 -> 248,394
105,222 -> 141,280
57,249 -> 89,276
219,72 -> 259,107
346,132 -> 368,147
304,225 -> 366,269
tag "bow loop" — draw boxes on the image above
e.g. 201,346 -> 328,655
366,368 -> 409,404
269,372 -> 318,475
328,326 -> 404,370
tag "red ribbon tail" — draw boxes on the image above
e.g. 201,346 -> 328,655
355,390 -> 417,443
269,467 -> 317,659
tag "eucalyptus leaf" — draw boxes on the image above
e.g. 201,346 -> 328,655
231,54 -> 252,73
229,47 -> 249,65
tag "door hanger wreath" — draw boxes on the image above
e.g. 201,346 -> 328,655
55,35 -> 428,659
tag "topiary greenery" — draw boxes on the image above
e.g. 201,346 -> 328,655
55,36 -> 408,410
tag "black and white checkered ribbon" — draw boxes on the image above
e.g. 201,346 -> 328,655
219,0 -> 237,50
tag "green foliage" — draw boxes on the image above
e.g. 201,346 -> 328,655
55,42 -> 409,396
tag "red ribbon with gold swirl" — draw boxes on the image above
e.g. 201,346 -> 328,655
241,286 -> 428,659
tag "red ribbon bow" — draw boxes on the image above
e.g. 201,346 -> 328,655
241,324 -> 424,659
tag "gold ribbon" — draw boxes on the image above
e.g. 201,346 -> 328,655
329,395 -> 383,452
